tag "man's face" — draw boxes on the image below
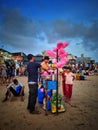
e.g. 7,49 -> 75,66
31,57 -> 34,61
14,81 -> 18,85
45,59 -> 49,63
63,68 -> 67,72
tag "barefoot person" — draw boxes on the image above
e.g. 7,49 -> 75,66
62,66 -> 67,98
2,78 -> 24,102
64,66 -> 75,106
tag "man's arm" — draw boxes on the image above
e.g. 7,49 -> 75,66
6,83 -> 13,89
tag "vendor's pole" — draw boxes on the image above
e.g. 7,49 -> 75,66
56,49 -> 58,114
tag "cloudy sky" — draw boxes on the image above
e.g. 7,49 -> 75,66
0,0 -> 98,61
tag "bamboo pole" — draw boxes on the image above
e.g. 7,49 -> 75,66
56,49 -> 58,114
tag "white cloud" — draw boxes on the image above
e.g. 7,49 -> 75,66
0,7 -> 98,61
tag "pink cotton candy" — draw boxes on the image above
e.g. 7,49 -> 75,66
63,42 -> 69,48
53,47 -> 57,52
53,59 -> 57,64
60,57 -> 68,64
57,42 -> 69,49
54,69 -> 57,74
63,57 -> 69,63
41,72 -> 49,76
57,42 -> 64,49
45,50 -> 56,58
48,69 -> 54,74
58,48 -> 65,55
45,41 -> 69,69
57,58 -> 68,68
59,52 -> 68,58
60,60 -> 65,65
57,61 -> 64,68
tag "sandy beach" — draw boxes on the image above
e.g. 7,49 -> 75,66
0,75 -> 98,130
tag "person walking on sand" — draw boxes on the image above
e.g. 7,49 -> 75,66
27,54 -> 41,114
64,66 -> 75,106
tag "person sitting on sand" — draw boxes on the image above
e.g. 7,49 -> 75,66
2,78 -> 25,102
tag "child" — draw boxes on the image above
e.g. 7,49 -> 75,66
64,66 -> 75,106
62,66 -> 67,97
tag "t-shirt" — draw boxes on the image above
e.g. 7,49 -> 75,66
27,61 -> 41,82
65,72 -> 75,85
41,61 -> 50,76
7,82 -> 23,92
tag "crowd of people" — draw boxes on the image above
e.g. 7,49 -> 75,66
1,54 -> 98,115
0,60 -> 27,84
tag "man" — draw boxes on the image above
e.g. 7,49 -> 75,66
2,78 -> 24,102
27,54 -> 41,114
41,56 -> 50,77
40,56 -> 51,89
40,56 -> 52,113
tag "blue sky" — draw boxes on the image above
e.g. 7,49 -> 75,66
0,0 -> 98,61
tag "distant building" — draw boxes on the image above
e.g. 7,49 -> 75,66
77,54 -> 95,64
11,52 -> 27,62
0,49 -> 27,64
0,48 -> 12,63
0,48 -> 44,65
67,54 -> 77,64
0,48 -> 11,54
34,56 -> 43,63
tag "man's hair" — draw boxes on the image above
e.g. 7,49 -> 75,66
44,56 -> 49,60
67,66 -> 72,71
27,54 -> 34,60
62,66 -> 68,69
13,79 -> 18,84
